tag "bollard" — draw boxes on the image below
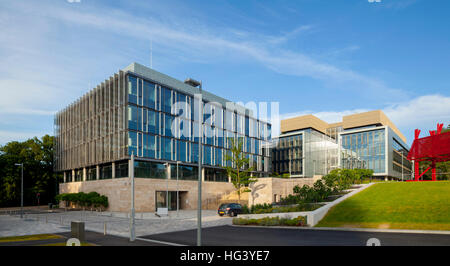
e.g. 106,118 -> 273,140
71,221 -> 85,242
104,222 -> 107,235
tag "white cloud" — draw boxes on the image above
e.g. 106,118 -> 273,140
20,1 -> 396,94
0,130 -> 47,145
0,79 -> 58,115
384,95 -> 450,129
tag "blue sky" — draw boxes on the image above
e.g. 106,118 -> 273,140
0,0 -> 449,146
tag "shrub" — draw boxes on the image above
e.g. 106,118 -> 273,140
232,216 -> 306,227
281,168 -> 374,205
55,192 -> 108,210
241,205 -> 251,214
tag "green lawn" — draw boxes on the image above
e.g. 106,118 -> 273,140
316,181 -> 450,230
0,234 -> 63,243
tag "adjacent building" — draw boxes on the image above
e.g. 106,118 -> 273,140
271,110 -> 412,180
55,62 -> 272,212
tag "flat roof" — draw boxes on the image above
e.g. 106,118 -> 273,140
280,110 -> 407,143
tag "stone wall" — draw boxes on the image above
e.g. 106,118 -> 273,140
59,178 -> 236,212
59,176 -> 321,212
248,177 -> 320,206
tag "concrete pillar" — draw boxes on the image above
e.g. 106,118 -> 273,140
96,165 -> 100,180
112,162 -> 116,179
228,174 -> 231,183
63,172 -> 67,183
83,168 -> 87,182
201,168 -> 205,182
167,164 -> 171,180
72,169 -> 75,182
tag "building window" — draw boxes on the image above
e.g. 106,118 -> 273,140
205,168 -> 228,182
164,114 -> 175,137
143,80 -> 156,109
87,167 -> 97,181
134,161 -> 166,179
143,133 -> 156,158
115,162 -> 128,178
128,131 -> 137,156
128,75 -> 138,104
177,140 -> 187,162
170,164 -> 198,181
161,137 -> 172,160
162,87 -> 172,114
100,165 -> 112,180
191,143 -> 199,163
128,105 -> 138,131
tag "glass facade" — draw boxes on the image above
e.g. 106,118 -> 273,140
134,161 -> 166,179
341,129 -> 386,174
55,68 -> 272,182
170,164 -> 198,181
126,74 -> 272,178
271,129 -> 339,177
392,138 -> 412,177
272,134 -> 303,175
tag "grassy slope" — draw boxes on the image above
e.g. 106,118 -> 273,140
316,181 -> 450,230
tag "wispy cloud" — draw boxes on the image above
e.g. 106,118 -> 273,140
0,130 -> 48,145
16,1 -> 398,95
0,0 -> 443,146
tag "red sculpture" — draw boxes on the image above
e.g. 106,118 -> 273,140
407,123 -> 450,181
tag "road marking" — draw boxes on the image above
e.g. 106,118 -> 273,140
136,237 -> 186,246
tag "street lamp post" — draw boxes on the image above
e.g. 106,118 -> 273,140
197,83 -> 203,247
130,152 -> 135,241
164,162 -> 169,210
15,163 -> 23,219
176,161 -> 180,217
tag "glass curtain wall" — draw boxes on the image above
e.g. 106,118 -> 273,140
392,138 -> 412,178
271,134 -> 303,176
126,74 -> 271,178
341,128 -> 386,174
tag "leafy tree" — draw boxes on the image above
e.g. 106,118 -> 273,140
223,138 -> 258,202
0,135 -> 60,207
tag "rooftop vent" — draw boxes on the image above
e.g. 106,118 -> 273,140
184,78 -> 201,89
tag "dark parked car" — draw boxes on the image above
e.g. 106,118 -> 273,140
218,203 -> 242,217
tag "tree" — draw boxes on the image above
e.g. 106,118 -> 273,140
223,138 -> 258,202
0,135 -> 60,207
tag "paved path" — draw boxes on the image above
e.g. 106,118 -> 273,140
0,215 -> 69,237
140,225 -> 450,246
0,210 -> 232,238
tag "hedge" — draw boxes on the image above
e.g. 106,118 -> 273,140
55,192 -> 108,209
233,216 -> 307,227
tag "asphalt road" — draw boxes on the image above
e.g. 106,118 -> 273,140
140,225 -> 450,246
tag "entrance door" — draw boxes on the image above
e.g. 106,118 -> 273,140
155,191 -> 182,211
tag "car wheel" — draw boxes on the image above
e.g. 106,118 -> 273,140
219,214 -> 224,217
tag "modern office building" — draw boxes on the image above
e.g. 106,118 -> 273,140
55,62 -> 272,212
271,110 -> 412,180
